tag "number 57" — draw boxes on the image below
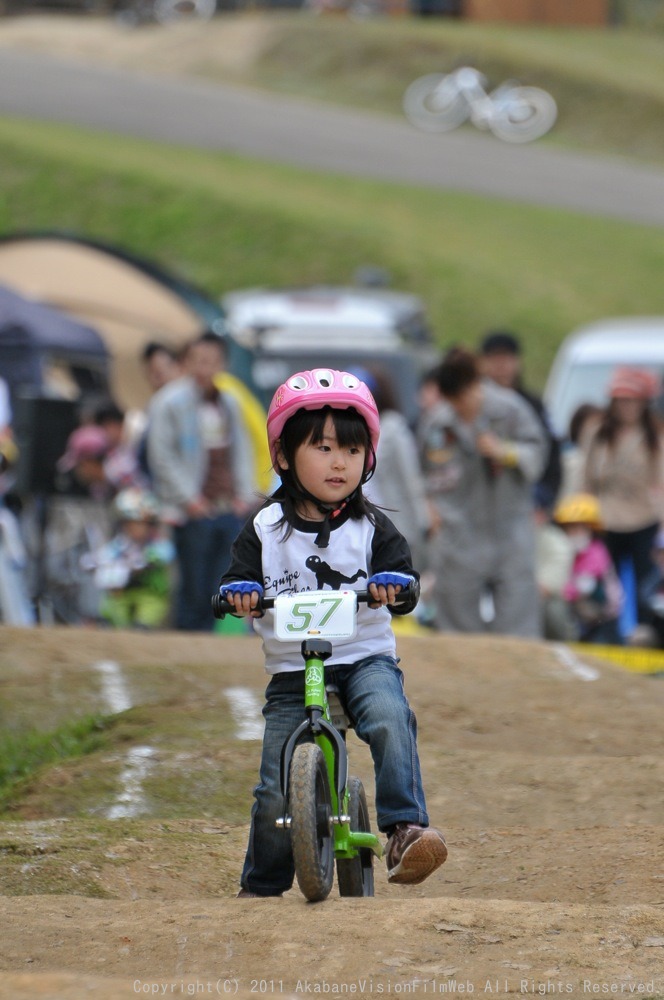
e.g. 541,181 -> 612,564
286,596 -> 344,633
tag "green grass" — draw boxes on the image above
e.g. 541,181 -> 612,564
201,14 -> 664,164
1,116 -> 663,389
0,714 -> 111,812
0,694 -> 258,822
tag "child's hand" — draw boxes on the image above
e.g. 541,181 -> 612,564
367,572 -> 416,608
220,582 -> 264,618
227,591 -> 263,618
368,581 -> 402,608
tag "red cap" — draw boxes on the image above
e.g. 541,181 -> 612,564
608,366 -> 660,401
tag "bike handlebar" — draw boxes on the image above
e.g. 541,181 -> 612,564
211,587 -> 416,621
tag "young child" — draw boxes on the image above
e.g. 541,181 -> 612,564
533,495 -> 576,641
220,368 -> 447,898
92,487 -> 174,629
553,492 -> 623,645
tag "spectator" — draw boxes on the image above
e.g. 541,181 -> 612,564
478,330 -> 562,509
534,496 -> 576,641
0,378 -> 34,626
419,347 -> 547,637
136,342 -> 183,484
640,528 -> 664,648
356,367 -> 436,573
418,367 -> 443,419
95,401 -> 146,491
90,487 -> 174,630
581,366 -> 664,636
553,493 -> 623,645
0,377 -> 10,428
147,331 -> 257,631
55,425 -> 113,502
141,341 -> 182,393
42,424 -> 114,624
559,403 -> 603,499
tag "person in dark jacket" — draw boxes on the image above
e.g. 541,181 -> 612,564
478,330 -> 562,509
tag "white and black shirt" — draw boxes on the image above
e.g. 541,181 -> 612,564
221,499 -> 418,674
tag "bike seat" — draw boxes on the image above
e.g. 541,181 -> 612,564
325,684 -> 351,733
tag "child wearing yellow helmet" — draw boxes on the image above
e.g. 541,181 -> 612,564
553,493 -> 623,644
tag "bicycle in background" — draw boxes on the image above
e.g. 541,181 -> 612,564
403,66 -> 557,143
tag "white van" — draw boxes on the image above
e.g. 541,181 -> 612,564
222,285 -> 439,425
543,317 -> 664,439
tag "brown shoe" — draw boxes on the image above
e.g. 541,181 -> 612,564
385,824 -> 447,885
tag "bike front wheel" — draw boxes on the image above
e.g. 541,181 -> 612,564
336,776 -> 375,897
290,743 -> 335,902
489,86 -> 557,143
403,74 -> 470,133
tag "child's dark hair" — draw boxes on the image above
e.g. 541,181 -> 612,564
274,405 -> 377,537
435,347 -> 480,399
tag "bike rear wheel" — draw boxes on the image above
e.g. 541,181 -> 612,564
403,74 -> 469,133
489,86 -> 557,143
290,743 -> 335,902
336,776 -> 375,897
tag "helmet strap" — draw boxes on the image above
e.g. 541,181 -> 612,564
279,471 -> 357,549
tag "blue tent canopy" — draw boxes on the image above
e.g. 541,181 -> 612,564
0,283 -> 109,410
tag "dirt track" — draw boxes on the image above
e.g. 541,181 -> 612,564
0,16 -> 663,996
0,626 -> 663,999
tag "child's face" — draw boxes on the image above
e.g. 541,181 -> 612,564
449,381 -> 483,424
283,414 -> 366,510
75,457 -> 106,485
123,520 -> 154,543
562,523 -> 593,553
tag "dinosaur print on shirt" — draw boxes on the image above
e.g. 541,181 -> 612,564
305,555 -> 368,590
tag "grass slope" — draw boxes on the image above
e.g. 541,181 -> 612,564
189,14 -> 664,164
1,117 -> 663,387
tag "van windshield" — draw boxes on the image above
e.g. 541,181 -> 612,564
251,350 -> 424,428
550,363 -> 664,439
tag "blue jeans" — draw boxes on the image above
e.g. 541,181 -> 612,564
240,655 -> 430,896
174,512 -> 243,631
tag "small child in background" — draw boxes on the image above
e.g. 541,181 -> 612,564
95,401 -> 147,492
533,492 -> 576,641
92,487 -> 174,629
553,493 -> 623,645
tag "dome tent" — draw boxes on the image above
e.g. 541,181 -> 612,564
0,231 -> 250,409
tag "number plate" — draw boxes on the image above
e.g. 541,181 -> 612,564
273,590 -> 357,641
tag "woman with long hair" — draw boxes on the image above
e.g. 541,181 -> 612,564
582,366 -> 664,634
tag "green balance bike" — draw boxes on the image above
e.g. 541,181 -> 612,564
212,587 -> 413,902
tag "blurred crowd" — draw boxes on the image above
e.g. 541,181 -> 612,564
2,327 -> 664,649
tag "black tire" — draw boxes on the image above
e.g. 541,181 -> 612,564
289,743 -> 334,903
336,776 -> 375,897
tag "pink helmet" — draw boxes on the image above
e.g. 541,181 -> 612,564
267,368 -> 380,473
